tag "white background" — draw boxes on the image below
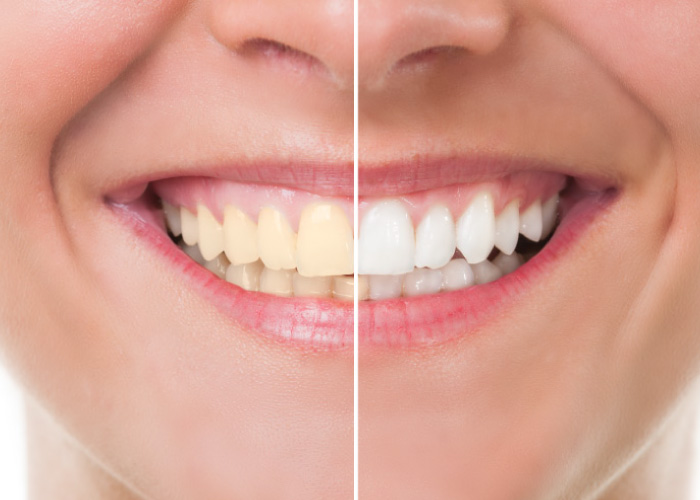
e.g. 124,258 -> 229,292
1,364 -> 700,500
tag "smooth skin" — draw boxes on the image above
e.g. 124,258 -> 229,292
359,1 -> 700,499
0,1 -> 352,499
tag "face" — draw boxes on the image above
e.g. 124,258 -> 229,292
0,1 -> 353,499
358,0 -> 700,498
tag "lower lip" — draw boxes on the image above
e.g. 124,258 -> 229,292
112,204 -> 353,350
359,189 -> 616,347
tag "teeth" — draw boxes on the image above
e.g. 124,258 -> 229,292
257,207 -> 297,270
203,253 -> 229,279
414,205 -> 456,269
368,275 -> 403,300
541,194 -> 559,238
162,202 -> 182,236
197,205 -> 224,261
358,200 -> 415,275
520,199 -> 543,242
223,206 -> 259,265
259,268 -> 294,297
472,260 -> 503,285
181,207 -> 199,246
441,259 -> 475,292
358,275 -> 369,301
332,276 -> 354,301
493,252 -> 524,275
296,203 -> 353,277
292,274 -> 333,298
226,261 -> 263,291
494,200 -> 520,255
403,268 -> 443,297
456,191 -> 496,264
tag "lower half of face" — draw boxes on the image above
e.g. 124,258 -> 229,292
2,0 -> 700,499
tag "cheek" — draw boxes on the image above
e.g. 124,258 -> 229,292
531,0 -> 700,134
0,0 -> 186,148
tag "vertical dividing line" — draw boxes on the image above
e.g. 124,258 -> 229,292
353,0 -> 359,496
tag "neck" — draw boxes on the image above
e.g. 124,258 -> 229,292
26,399 -> 138,500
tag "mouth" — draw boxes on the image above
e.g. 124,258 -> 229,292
358,156 -> 618,346
106,157 -> 616,349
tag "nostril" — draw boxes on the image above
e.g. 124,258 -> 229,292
236,38 -> 328,77
393,45 -> 465,73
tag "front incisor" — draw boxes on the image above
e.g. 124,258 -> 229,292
296,203 -> 353,277
257,207 -> 297,270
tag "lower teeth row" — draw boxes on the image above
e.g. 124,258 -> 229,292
179,240 -> 530,301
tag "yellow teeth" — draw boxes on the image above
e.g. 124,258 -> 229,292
197,204 -> 224,261
257,207 -> 297,271
296,203 -> 353,277
181,207 -> 199,246
223,206 -> 259,265
292,274 -> 333,298
225,261 -> 263,292
259,268 -> 294,297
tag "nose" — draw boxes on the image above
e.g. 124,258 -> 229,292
359,0 -> 512,89
207,0 -> 354,89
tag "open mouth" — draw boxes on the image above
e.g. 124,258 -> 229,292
107,158 -> 616,348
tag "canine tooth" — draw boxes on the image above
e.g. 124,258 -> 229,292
226,261 -> 263,291
494,200 -> 520,255
223,206 -> 259,265
162,201 -> 182,236
441,259 -> 475,291
358,275 -> 370,301
258,207 -> 297,270
541,194 -> 559,238
293,274 -> 333,298
259,268 -> 294,297
197,205 -> 224,261
358,200 -> 415,275
297,203 -> 353,277
403,268 -> 443,297
181,207 -> 199,246
493,252 -> 524,275
520,199 -> 543,241
414,205 -> 456,269
472,260 -> 503,285
332,276 -> 354,301
368,275 -> 403,300
456,191 -> 496,264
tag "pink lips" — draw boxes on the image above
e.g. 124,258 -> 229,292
108,158 -> 616,349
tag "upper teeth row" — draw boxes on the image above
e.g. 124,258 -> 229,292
358,192 -> 559,275
163,191 -> 558,279
163,201 -> 354,277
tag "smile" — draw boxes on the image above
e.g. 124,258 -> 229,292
108,157 -> 616,348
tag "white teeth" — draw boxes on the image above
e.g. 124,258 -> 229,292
181,207 -> 199,246
257,207 -> 297,270
414,205 -> 456,269
368,275 -> 403,300
197,205 -> 224,261
223,206 -> 259,265
520,199 -> 543,242
472,260 -> 503,285
296,203 -> 353,277
441,259 -> 475,292
541,194 -> 559,238
163,202 -> 182,237
358,200 -> 415,275
493,252 -> 524,275
226,261 -> 263,291
494,200 -> 520,255
403,268 -> 443,297
456,191 -> 496,264
292,274 -> 333,298
259,268 -> 294,297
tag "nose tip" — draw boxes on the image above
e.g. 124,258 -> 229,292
208,0 -> 354,89
359,1 -> 512,89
